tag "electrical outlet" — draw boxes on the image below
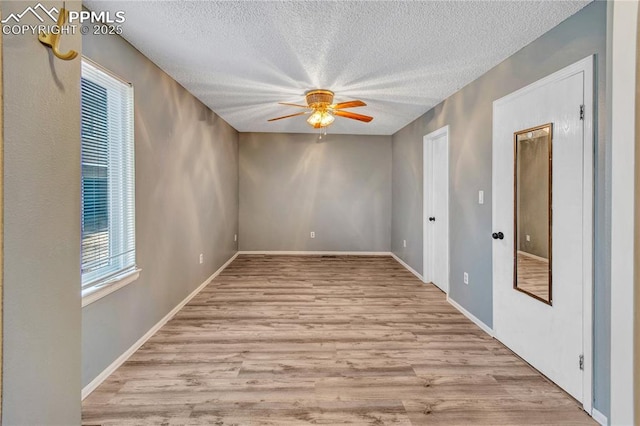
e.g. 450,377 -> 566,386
199,253 -> 204,264
526,235 -> 531,242
234,234 -> 237,242
310,231 -> 315,239
463,272 -> 469,285
403,239 -> 407,248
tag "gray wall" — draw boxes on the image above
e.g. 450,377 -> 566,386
239,133 -> 391,252
82,30 -> 239,387
2,1 -> 82,424
390,0 -> 609,415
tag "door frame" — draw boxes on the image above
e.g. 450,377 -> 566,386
423,125 -> 450,293
1,14 -> 4,417
610,1 -> 639,423
492,55 -> 594,413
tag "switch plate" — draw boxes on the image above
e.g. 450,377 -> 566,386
526,235 -> 531,242
403,239 -> 407,248
464,272 -> 469,285
478,190 -> 484,205
234,234 -> 237,242
199,253 -> 204,264
310,231 -> 315,239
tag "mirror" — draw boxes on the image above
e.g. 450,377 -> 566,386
514,123 -> 552,304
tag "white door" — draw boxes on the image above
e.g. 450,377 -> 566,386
423,127 -> 449,293
492,57 -> 593,409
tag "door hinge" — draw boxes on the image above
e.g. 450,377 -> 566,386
579,105 -> 585,120
579,354 -> 584,370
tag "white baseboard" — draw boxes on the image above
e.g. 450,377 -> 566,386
447,296 -> 494,337
238,250 -> 390,256
390,253 -> 424,281
592,408 -> 608,425
81,252 -> 239,400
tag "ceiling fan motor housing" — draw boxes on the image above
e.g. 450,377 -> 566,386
306,89 -> 334,109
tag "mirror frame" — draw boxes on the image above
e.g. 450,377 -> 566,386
513,123 -> 553,305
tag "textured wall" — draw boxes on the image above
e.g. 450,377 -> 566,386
2,1 -> 82,423
81,30 -> 239,387
390,0 -> 609,415
239,133 -> 391,252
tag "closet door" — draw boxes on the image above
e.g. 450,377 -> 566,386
492,57 -> 593,406
423,127 -> 449,293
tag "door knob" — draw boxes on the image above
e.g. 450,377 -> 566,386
429,217 -> 435,222
492,232 -> 504,240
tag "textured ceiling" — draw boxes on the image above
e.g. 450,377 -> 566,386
85,1 -> 591,135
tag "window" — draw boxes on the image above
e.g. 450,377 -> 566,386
81,59 -> 137,300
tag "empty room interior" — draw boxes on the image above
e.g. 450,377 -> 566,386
1,0 -> 639,425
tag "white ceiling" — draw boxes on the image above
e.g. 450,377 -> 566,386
85,1 -> 591,135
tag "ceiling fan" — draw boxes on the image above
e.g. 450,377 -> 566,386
268,90 -> 373,128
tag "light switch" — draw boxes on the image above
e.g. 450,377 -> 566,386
478,190 -> 484,205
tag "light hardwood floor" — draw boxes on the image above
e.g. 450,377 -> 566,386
516,252 -> 551,302
82,255 -> 594,425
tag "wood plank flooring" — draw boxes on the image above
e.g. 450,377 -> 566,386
516,252 -> 550,301
82,255 -> 594,425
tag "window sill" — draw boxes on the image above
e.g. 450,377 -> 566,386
81,268 -> 141,308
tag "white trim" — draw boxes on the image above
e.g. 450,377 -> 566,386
423,125 -> 450,293
81,252 -> 239,400
81,268 -> 141,308
492,55 -> 594,412
390,252 -> 424,281
447,296 -> 494,337
581,54 -> 595,415
609,1 -> 638,424
238,251 -> 390,256
591,408 -> 608,426
82,55 -> 132,86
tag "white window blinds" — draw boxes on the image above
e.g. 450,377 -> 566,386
81,59 -> 136,289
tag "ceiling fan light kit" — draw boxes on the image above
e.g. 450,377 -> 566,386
268,89 -> 373,129
307,110 -> 335,128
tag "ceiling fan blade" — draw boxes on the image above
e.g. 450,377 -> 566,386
333,110 -> 373,123
331,100 -> 367,109
267,111 -> 308,122
278,102 -> 310,108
